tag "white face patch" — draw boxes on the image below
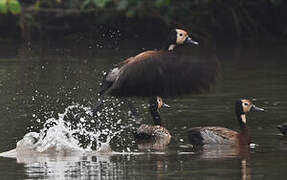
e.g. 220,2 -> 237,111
241,99 -> 252,113
157,97 -> 163,109
175,29 -> 188,45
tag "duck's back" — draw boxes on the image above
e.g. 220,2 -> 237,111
187,127 -> 239,145
109,49 -> 219,98
134,124 -> 171,145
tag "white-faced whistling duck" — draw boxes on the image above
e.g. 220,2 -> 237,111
277,123 -> 287,135
94,28 -> 219,113
133,97 -> 171,148
187,99 -> 264,146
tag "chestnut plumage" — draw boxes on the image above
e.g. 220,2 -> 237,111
187,99 -> 264,146
99,28 -> 219,98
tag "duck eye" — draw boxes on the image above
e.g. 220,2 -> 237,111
244,103 -> 249,106
179,33 -> 183,37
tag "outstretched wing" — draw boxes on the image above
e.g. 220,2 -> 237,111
109,49 -> 219,98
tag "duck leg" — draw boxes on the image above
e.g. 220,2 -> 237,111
123,98 -> 140,120
92,95 -> 106,116
92,70 -> 115,116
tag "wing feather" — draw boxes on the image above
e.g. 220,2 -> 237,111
190,127 -> 238,145
109,49 -> 219,97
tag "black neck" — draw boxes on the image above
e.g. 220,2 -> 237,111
162,29 -> 177,51
235,101 -> 250,145
149,98 -> 162,126
235,100 -> 247,130
237,114 -> 250,145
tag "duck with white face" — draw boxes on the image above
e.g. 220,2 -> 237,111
187,99 -> 264,147
94,28 -> 219,118
133,97 -> 171,149
99,28 -> 201,97
166,29 -> 199,51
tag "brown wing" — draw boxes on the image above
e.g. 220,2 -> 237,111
192,126 -> 239,145
201,127 -> 238,140
118,51 -> 159,66
109,49 -> 219,98
134,124 -> 171,146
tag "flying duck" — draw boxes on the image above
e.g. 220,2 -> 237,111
187,99 -> 264,146
94,28 -> 219,113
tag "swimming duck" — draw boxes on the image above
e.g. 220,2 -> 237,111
94,28 -> 219,113
277,123 -> 287,135
133,97 -> 171,147
187,99 -> 264,146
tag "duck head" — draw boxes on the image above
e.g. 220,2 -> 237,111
165,29 -> 199,51
235,99 -> 264,128
149,97 -> 170,126
156,96 -> 170,109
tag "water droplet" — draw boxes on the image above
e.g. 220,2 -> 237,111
250,143 -> 257,148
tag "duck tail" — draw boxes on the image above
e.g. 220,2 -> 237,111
187,129 -> 204,146
98,74 -> 113,96
92,75 -> 113,116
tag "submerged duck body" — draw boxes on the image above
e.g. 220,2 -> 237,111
188,126 -> 249,146
187,99 -> 264,146
133,97 -> 171,148
134,124 -> 171,145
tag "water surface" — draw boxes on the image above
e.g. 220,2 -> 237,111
0,40 -> 287,179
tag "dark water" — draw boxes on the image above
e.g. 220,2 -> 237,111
0,39 -> 287,180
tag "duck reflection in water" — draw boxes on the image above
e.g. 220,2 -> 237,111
274,123 -> 287,151
181,141 -> 252,180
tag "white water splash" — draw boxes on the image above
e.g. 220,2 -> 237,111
0,99 -> 138,158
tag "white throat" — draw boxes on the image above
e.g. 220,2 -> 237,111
168,44 -> 175,51
241,114 -> 246,124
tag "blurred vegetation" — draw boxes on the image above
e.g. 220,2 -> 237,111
0,0 -> 21,14
0,0 -> 286,40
